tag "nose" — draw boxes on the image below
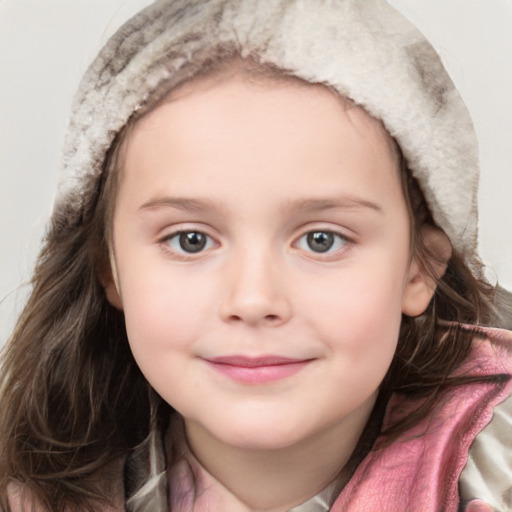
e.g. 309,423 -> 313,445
219,248 -> 292,327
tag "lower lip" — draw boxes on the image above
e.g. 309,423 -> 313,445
206,361 -> 311,384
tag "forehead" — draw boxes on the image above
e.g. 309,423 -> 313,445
118,65 -> 403,214
136,59 -> 398,155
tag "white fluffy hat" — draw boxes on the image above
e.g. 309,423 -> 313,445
56,0 -> 479,256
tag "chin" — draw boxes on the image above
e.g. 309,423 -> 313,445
209,417 -> 312,451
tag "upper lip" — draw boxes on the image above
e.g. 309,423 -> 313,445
205,356 -> 312,367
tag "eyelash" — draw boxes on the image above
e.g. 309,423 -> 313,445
158,228 -> 353,259
160,230 -> 217,256
294,230 -> 350,256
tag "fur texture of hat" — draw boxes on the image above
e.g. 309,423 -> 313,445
56,0 -> 479,256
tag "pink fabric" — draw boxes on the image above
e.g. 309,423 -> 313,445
332,326 -> 512,512
7,484 -> 124,512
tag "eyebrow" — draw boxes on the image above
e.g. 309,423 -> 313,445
140,196 -> 221,212
285,197 -> 383,213
139,195 -> 383,214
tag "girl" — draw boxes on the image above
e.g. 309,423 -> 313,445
1,1 -> 511,511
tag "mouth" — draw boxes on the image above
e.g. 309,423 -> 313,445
204,355 -> 314,384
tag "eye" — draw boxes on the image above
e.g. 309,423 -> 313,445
164,231 -> 215,254
296,230 -> 348,254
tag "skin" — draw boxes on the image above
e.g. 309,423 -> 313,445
105,70 -> 448,511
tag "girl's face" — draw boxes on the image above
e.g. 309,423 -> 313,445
108,72 -> 431,451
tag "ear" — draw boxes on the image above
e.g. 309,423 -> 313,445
97,256 -> 123,310
401,226 -> 452,317
102,276 -> 123,310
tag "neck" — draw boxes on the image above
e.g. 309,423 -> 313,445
167,400 -> 376,512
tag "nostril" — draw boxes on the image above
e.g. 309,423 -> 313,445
226,313 -> 283,325
219,294 -> 291,325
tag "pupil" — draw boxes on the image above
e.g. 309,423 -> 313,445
179,232 -> 206,253
307,231 -> 334,253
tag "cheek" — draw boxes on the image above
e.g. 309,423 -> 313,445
118,261 -> 221,362
303,263 -> 405,329
120,282 -> 204,399
299,262 -> 405,371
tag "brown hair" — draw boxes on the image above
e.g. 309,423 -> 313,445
0,133 -> 159,510
379,152 -> 504,437
0,61 -> 504,511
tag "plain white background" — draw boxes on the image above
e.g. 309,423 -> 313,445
1,0 -> 511,348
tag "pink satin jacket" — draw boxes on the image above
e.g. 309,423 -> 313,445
331,325 -> 512,512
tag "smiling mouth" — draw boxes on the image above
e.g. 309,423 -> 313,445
204,356 -> 314,384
